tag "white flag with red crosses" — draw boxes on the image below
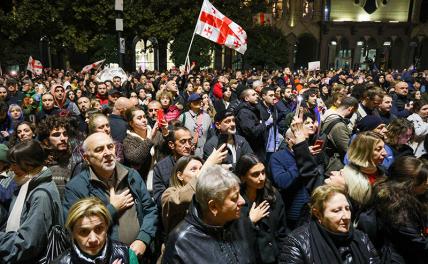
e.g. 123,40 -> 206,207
194,0 -> 247,54
27,56 -> 43,75
81,59 -> 105,73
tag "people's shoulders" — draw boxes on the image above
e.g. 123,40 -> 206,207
65,168 -> 90,190
270,148 -> 293,162
28,182 -> 60,202
407,113 -> 423,122
155,155 -> 174,168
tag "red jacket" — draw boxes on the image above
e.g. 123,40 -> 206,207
213,82 -> 223,99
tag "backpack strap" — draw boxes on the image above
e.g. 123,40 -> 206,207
322,115 -> 345,135
26,188 -> 58,225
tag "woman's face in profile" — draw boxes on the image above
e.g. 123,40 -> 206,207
318,193 -> 351,233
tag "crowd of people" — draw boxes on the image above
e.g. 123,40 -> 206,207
0,65 -> 427,263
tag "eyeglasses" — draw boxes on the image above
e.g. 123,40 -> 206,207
148,109 -> 159,112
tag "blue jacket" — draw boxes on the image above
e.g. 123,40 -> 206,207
269,141 -> 320,225
63,163 -> 157,246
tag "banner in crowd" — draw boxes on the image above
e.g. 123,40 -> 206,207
81,59 -> 106,73
194,0 -> 247,54
308,61 -> 320,71
27,56 -> 43,75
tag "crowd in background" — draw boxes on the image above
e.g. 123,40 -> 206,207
0,65 -> 427,263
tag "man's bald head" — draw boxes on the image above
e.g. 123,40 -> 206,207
83,132 -> 112,153
82,132 -> 116,177
112,97 -> 132,115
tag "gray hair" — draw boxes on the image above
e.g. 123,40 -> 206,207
252,80 -> 263,89
196,165 -> 240,213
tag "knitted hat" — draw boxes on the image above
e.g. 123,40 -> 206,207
123,135 -> 153,166
0,144 -> 9,163
214,110 -> 234,123
356,115 -> 385,132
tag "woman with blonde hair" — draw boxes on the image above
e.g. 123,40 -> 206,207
54,197 -> 138,263
280,185 -> 379,263
326,131 -> 387,211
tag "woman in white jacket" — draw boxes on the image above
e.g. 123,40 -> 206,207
407,99 -> 428,157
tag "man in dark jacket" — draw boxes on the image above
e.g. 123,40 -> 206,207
391,81 -> 413,118
203,110 -> 253,168
152,126 -> 192,208
258,87 -> 281,163
235,88 -> 271,162
63,132 -> 157,259
375,94 -> 397,124
5,78 -> 24,106
163,165 -> 255,264
275,85 -> 296,134
35,93 -> 61,122
108,97 -> 132,143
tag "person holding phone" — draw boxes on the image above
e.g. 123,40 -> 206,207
203,110 -> 253,170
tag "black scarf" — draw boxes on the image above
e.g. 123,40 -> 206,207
309,220 -> 370,264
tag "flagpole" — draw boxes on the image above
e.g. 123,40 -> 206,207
184,0 -> 206,69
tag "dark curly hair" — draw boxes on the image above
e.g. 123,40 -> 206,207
37,115 -> 71,142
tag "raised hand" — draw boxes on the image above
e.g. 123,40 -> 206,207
205,143 -> 228,166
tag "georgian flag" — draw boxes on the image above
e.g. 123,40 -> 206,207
195,0 -> 247,54
253,12 -> 273,26
81,59 -> 105,73
27,56 -> 43,75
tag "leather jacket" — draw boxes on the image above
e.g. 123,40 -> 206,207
162,198 -> 256,264
279,223 -> 380,264
54,239 -> 130,264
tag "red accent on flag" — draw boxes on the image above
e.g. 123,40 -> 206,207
27,56 -> 43,75
195,0 -> 247,54
81,59 -> 105,73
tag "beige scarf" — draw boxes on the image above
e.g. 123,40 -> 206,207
6,179 -> 30,232
5,166 -> 47,232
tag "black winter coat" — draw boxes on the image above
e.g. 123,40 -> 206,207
241,190 -> 288,264
163,198 -> 256,264
279,223 -> 379,264
235,101 -> 267,161
54,240 -> 131,264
